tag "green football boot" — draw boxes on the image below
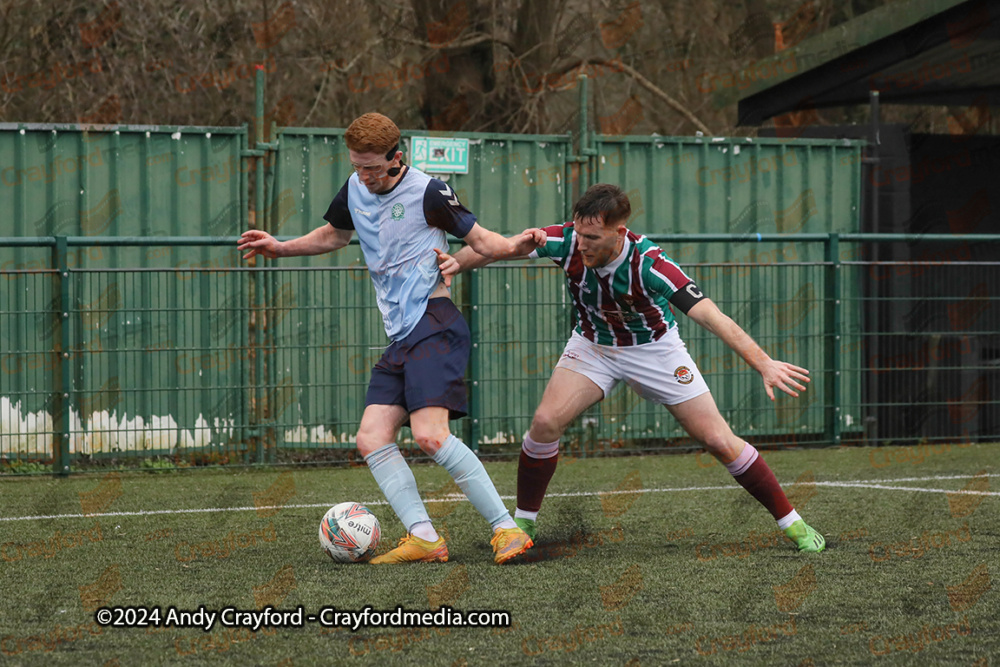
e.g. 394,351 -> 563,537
784,520 -> 826,553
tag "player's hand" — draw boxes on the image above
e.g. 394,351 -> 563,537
434,247 -> 458,288
520,228 -> 547,249
238,230 -> 281,260
761,360 -> 810,401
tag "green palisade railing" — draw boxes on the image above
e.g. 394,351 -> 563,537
1,234 -> 997,474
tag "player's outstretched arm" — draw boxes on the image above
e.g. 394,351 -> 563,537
437,226 -> 546,279
686,298 -> 810,401
238,224 -> 353,260
462,224 -> 546,260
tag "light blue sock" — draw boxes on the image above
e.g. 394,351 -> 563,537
433,435 -> 513,530
364,443 -> 430,533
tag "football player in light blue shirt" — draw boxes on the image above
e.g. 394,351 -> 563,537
239,113 -> 541,564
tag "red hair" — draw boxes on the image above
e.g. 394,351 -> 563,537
345,113 -> 400,155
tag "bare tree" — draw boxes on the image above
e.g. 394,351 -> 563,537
0,0 -> 961,138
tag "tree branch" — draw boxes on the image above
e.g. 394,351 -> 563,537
395,31 -> 512,53
302,67 -> 329,127
581,58 -> 714,135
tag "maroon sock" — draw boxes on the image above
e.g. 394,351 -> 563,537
517,450 -> 559,512
733,457 -> 795,520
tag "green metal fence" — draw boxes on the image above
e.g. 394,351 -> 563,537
5,70 -> 992,475
2,234 -> 997,474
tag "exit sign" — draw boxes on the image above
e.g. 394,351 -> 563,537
410,137 -> 469,173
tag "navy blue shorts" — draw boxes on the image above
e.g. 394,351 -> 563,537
365,298 -> 470,420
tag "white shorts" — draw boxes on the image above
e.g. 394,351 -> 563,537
555,328 -> 711,406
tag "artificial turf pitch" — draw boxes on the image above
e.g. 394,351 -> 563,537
0,443 -> 996,666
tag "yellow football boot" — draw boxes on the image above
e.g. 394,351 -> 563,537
491,526 -> 533,564
370,534 -> 449,564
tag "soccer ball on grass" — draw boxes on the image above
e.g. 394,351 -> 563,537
319,502 -> 381,563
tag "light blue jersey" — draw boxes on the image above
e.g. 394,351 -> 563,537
324,166 -> 476,340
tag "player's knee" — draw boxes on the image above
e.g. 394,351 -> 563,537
355,435 -> 376,457
530,409 -> 565,442
700,430 -> 738,456
356,425 -> 389,457
412,428 -> 449,455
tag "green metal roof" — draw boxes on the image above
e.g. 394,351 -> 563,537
723,0 -> 1000,124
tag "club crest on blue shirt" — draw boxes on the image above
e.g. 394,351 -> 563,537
391,203 -> 405,220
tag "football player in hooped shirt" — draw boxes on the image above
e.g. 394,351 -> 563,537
238,113 -> 537,564
437,183 -> 826,553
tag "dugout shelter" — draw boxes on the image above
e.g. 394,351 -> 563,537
730,0 -> 1000,444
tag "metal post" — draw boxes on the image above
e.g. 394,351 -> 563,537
53,236 -> 71,475
579,75 -> 592,190
866,89 -> 880,446
869,90 -> 880,232
561,74 -> 593,209
255,67 -> 266,230
238,125 -> 253,462
825,234 -> 842,446
466,268 -> 481,451
254,65 -> 267,464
